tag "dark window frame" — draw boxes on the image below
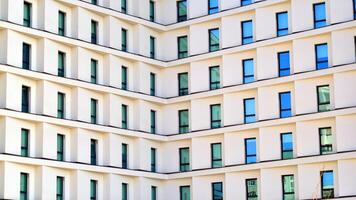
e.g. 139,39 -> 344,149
317,85 -> 330,112
151,185 -> 157,200
212,182 -> 223,200
282,174 -> 295,200
319,127 -> 333,155
91,20 -> 98,44
210,104 -> 221,129
245,178 -> 258,200
22,85 -> 30,113
121,0 -> 127,13
178,109 -> 189,134
280,132 -> 293,160
180,185 -> 190,200
90,59 -> 98,84
177,0 -> 187,22
90,139 -> 97,165
20,172 -> 29,200
208,0 -> 219,14
313,2 -> 327,28
276,11 -> 288,37
245,138 -> 257,164
122,182 -> 128,200
243,98 -> 256,124
321,170 -> 334,199
241,20 -> 253,45
315,43 -> 329,70
178,72 -> 189,96
56,176 -> 64,200
57,92 -> 65,119
149,0 -> 155,22
121,28 -> 128,52
151,147 -> 156,172
242,59 -> 254,84
122,143 -> 128,169
21,128 -> 29,157
22,43 -> 31,70
122,104 -> 128,129
150,72 -> 156,96
209,66 -> 220,90
278,51 -> 290,77
177,35 -> 188,59
179,147 -> 190,172
121,66 -> 128,90
208,28 -> 220,52
150,36 -> 156,59
150,109 -> 156,134
58,51 -> 66,77
23,2 -> 32,27
211,143 -> 222,168
57,133 -> 65,161
58,11 -> 66,36
90,98 -> 98,124
90,179 -> 97,200
279,91 -> 292,118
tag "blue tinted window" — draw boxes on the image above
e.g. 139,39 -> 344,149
241,0 -> 252,6
208,0 -> 219,14
242,20 -> 253,44
279,92 -> 292,118
243,59 -> 254,84
354,0 -> 356,19
281,133 -> 293,159
277,12 -> 288,36
244,98 -> 256,123
245,138 -> 256,164
316,44 -> 328,70
209,28 -> 220,52
212,182 -> 223,200
322,171 -> 334,198
313,3 -> 326,28
278,51 -> 290,77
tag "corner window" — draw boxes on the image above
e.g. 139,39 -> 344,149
178,36 -> 188,59
321,171 -> 334,199
279,92 -> 292,118
276,12 -> 288,36
245,138 -> 257,164
282,175 -> 295,200
242,20 -> 253,44
210,104 -> 221,128
313,3 -> 326,28
179,147 -> 190,172
281,133 -> 293,160
209,66 -> 220,90
246,179 -> 258,200
179,109 -> 189,133
208,0 -> 219,14
317,85 -> 330,112
209,28 -> 220,52
315,43 -> 328,70
278,51 -> 290,77
319,127 -> 332,154
243,59 -> 254,84
211,143 -> 222,168
244,98 -> 256,123
178,72 -> 189,96
212,182 -> 223,200
177,0 -> 187,22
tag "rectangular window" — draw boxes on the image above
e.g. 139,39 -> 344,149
177,0 -> 187,22
122,143 -> 128,169
90,139 -> 97,165
315,43 -> 328,70
319,127 -> 332,154
22,43 -> 31,70
279,92 -> 292,118
179,109 -> 189,134
121,66 -> 128,90
20,173 -> 28,200
313,3 -> 326,28
245,138 -> 256,164
91,20 -> 98,44
22,86 -> 30,113
241,0 -> 252,6
58,51 -> 65,77
91,59 -> 98,84
121,0 -> 127,13
244,98 -> 256,123
178,36 -> 188,59
242,20 -> 253,44
212,182 -> 223,200
178,72 -> 189,96
276,12 -> 288,36
321,171 -> 334,199
122,104 -> 128,129
21,129 -> 29,157
246,179 -> 258,200
91,0 -> 97,5
57,92 -> 65,119
180,185 -> 190,200
282,175 -> 295,200
90,180 -> 97,200
317,85 -> 330,112
150,36 -> 156,58
208,0 -> 219,14
57,134 -> 65,161
58,11 -> 66,36
211,143 -> 222,168
278,51 -> 290,77
122,183 -> 128,200
243,59 -> 254,84
209,66 -> 220,90
121,28 -> 127,52
150,72 -> 156,96
354,0 -> 356,19
151,148 -> 156,172
23,2 -> 31,27
281,133 -> 293,160
150,110 -> 156,134
151,186 -> 157,200
179,147 -> 190,172
90,98 -> 97,124
56,176 -> 64,200
149,0 -> 155,22
209,28 -> 219,52
210,104 -> 221,128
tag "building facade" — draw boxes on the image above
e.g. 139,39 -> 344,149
0,0 -> 355,199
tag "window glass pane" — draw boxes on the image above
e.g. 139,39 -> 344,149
212,144 -> 221,159
90,180 -> 97,199
281,133 -> 293,159
57,176 -> 64,200
246,179 -> 258,199
180,186 -> 190,200
177,0 -> 187,22
283,175 -> 295,200
150,110 -> 156,133
317,85 -> 330,111
151,186 -> 157,200
121,0 -> 127,13
122,183 -> 128,200
91,99 -> 97,124
121,66 -> 128,90
179,110 -> 189,133
121,29 -> 127,51
244,98 -> 256,123
22,43 -> 31,70
316,44 -> 328,69
150,72 -> 156,96
241,0 -> 252,6
91,59 -> 97,84
91,20 -> 97,44
242,20 -> 253,44
20,173 -> 28,200
178,73 -> 188,96
21,129 -> 29,157
211,104 -> 221,128
210,66 -> 220,89
180,148 -> 190,171
322,171 -> 334,189
314,3 -> 326,28
122,143 -> 128,169
245,138 -> 256,164
277,12 -> 288,36
280,92 -> 292,118
57,134 -> 64,161
243,59 -> 254,83
320,128 -> 332,154
122,105 -> 128,129
90,139 -> 97,165
278,52 -> 290,76
212,182 -> 223,200
208,0 -> 219,14
209,29 -> 219,52
150,1 -> 155,21
58,51 -> 65,77
23,2 -> 31,27
178,36 -> 188,58
58,11 -> 66,36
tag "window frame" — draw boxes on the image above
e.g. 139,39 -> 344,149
57,92 -> 65,119
150,110 -> 156,134
23,2 -> 32,27
180,185 -> 190,200
317,85 -> 330,112
245,138 -> 257,164
90,59 -> 98,84
212,182 -> 223,200
91,20 -> 98,44
243,98 -> 256,124
177,35 -> 188,59
57,133 -> 65,161
121,104 -> 128,129
22,43 -> 31,70
56,176 -> 64,200
121,66 -> 128,90
90,179 -> 97,200
90,98 -> 98,124
208,28 -> 220,52
121,0 -> 127,13
276,11 -> 288,37
210,104 -> 221,128
58,51 -> 66,77
121,28 -> 128,52
278,51 -> 290,77
282,174 -> 295,200
22,85 -> 30,113
149,0 -> 155,22
150,72 -> 156,96
242,59 -> 254,84
178,72 -> 189,96
315,43 -> 329,70
177,0 -> 187,22
179,147 -> 190,172
21,128 -> 29,157
151,186 -> 157,200
178,109 -> 189,134
20,172 -> 29,200
319,127 -> 333,155
245,178 -> 258,200
321,170 -> 334,199
122,183 -> 128,200
209,66 -> 220,90
122,143 -> 128,169
280,132 -> 293,160
150,36 -> 156,59
279,91 -> 292,118
241,20 -> 253,45
58,11 -> 66,36
90,139 -> 97,165
211,143 -> 222,168
241,0 -> 252,6
313,2 -> 327,28
151,147 -> 157,172
208,0 -> 219,14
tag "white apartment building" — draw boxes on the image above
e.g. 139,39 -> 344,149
0,0 -> 355,199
